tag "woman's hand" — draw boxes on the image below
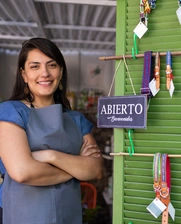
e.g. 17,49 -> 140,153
80,139 -> 101,158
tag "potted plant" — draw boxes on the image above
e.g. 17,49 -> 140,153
82,204 -> 100,224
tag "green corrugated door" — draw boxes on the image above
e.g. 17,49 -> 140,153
113,0 -> 181,224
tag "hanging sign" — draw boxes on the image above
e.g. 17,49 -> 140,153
97,95 -> 147,129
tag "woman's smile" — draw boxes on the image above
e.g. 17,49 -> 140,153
37,81 -> 53,86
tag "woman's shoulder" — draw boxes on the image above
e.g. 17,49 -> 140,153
0,100 -> 27,109
65,109 -> 82,115
0,100 -> 29,115
0,100 -> 30,129
65,109 -> 86,120
65,109 -> 93,135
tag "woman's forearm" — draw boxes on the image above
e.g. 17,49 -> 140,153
46,150 -> 103,181
9,157 -> 73,186
1,122 -> 102,185
32,134 -> 103,181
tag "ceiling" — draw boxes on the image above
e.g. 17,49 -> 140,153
0,0 -> 116,53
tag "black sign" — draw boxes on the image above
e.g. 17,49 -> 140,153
97,95 -> 147,129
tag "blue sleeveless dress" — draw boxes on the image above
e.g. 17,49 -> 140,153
0,101 -> 93,224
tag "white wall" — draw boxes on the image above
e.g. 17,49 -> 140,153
79,51 -> 114,96
0,49 -> 115,102
63,51 -> 80,93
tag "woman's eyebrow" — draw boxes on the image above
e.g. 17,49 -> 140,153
46,60 -> 56,64
28,60 -> 55,65
28,62 -> 40,65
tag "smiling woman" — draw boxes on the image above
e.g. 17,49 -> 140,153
0,37 -> 103,224
21,48 -> 63,106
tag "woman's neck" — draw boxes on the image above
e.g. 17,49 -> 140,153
22,98 -> 55,108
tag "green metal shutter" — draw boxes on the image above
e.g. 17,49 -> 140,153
113,0 -> 181,223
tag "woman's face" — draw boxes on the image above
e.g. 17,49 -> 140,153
21,48 -> 62,101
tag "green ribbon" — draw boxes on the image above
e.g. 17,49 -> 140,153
128,129 -> 134,156
132,33 -> 138,59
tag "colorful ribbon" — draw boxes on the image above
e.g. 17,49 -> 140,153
141,51 -> 153,98
150,0 -> 156,9
166,51 -> 174,90
160,154 -> 171,224
153,153 -> 161,198
154,52 -> 160,89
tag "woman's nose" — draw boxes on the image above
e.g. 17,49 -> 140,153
41,66 -> 50,77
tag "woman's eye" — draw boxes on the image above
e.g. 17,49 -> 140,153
48,63 -> 57,68
30,65 -> 39,69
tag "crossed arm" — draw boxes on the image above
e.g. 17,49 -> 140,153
0,121 -> 103,186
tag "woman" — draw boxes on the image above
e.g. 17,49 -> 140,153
0,37 -> 103,224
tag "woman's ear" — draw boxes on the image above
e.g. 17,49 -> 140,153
60,67 -> 63,79
20,68 -> 27,83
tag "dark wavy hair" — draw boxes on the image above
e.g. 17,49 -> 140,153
9,37 -> 71,109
